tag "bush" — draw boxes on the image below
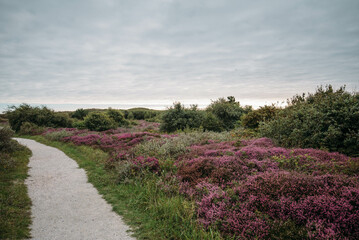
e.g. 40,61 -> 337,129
106,108 -> 128,127
6,104 -> 72,132
19,122 -> 44,135
84,112 -> 117,131
71,108 -> 89,120
202,112 -> 223,132
242,105 -> 279,129
259,85 -> 359,156
0,127 -> 16,153
160,103 -> 204,132
206,96 -> 245,131
0,127 -> 25,170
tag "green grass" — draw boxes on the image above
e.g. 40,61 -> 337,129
24,135 -> 223,240
0,141 -> 32,239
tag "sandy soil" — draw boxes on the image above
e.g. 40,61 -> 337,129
15,138 -> 135,240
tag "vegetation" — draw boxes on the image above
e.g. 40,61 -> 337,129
106,108 -> 128,126
0,127 -> 32,239
6,103 -> 72,132
242,105 -> 279,129
206,96 -> 245,131
259,85 -> 359,156
160,103 -> 204,132
83,112 -> 117,131
26,135 -> 223,239
28,125 -> 359,239
71,108 -> 89,120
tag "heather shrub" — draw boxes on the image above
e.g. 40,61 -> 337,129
83,112 -> 117,131
242,105 -> 279,129
196,171 -> 359,239
6,104 -> 72,132
259,85 -> 359,156
206,96 -> 245,131
160,103 -> 205,132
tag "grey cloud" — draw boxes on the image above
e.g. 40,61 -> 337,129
0,0 -> 358,108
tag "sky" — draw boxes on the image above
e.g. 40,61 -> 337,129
0,0 -> 358,111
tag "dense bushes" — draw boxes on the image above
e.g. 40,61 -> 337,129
160,103 -> 204,132
259,85 -> 359,156
242,105 -> 279,129
106,108 -> 128,126
71,108 -> 89,120
161,97 -> 246,132
206,96 -> 245,131
83,112 -> 117,131
6,104 -> 72,132
124,108 -> 161,121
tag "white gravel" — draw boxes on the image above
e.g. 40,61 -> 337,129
15,138 -> 135,240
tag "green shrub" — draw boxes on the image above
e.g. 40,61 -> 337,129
0,127 -> 26,170
0,127 -> 16,153
73,120 -> 86,129
259,85 -> 359,156
6,104 -> 72,132
71,108 -> 89,120
43,130 -> 75,141
84,112 -> 117,131
206,96 -> 245,131
19,122 -> 44,135
242,105 -> 279,129
133,131 -> 234,160
202,112 -> 223,132
160,103 -> 204,132
106,108 -> 128,126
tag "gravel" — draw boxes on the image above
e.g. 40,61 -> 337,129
15,138 -> 135,240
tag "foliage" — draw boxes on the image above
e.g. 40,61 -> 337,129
6,104 -> 72,132
160,103 -> 205,132
202,112 -> 224,132
18,122 -> 45,135
206,96 -> 245,131
28,135 -> 223,240
242,105 -> 279,129
106,108 -> 128,126
83,112 -> 117,131
124,108 -> 161,121
0,139 -> 32,239
37,123 -> 359,239
259,85 -> 359,156
71,108 -> 89,120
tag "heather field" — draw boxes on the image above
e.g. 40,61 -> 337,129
38,125 -> 359,239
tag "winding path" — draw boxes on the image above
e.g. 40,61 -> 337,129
15,138 -> 134,240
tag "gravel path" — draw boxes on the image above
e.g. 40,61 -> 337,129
15,138 -> 135,240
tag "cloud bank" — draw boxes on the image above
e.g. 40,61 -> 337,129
0,0 -> 358,109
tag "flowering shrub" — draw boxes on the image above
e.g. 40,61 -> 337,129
41,126 -> 359,239
132,156 -> 160,173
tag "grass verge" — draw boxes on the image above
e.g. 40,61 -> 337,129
0,141 -> 32,239
24,135 -> 223,240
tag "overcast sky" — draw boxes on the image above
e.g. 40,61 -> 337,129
0,0 -> 358,109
